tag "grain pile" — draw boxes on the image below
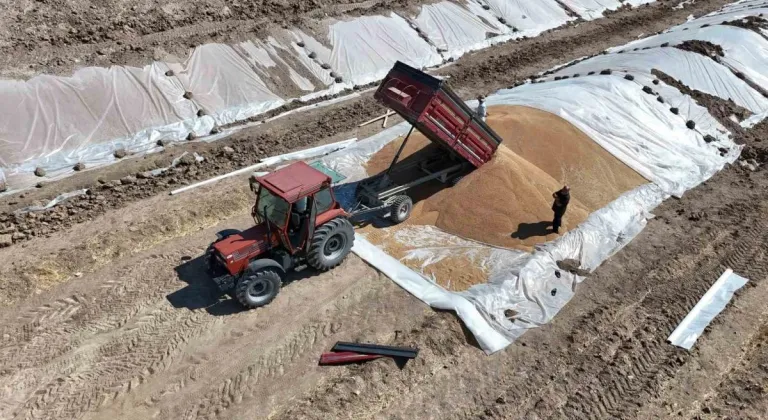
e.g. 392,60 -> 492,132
362,104 -> 649,289
488,105 -> 647,209
408,145 -> 591,250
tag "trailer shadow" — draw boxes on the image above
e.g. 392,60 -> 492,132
167,254 -> 322,316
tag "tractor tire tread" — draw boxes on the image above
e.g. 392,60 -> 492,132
235,268 -> 282,309
307,217 -> 354,271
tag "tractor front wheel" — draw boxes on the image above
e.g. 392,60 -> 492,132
235,269 -> 282,308
307,218 -> 354,271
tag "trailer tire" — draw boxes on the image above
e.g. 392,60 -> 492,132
235,269 -> 282,308
307,218 -> 354,271
388,195 -> 413,224
449,175 -> 464,187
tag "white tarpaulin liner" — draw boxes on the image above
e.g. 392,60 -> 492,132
0,64 -> 203,175
413,1 -> 512,60
609,21 -> 768,93
315,46 -> 746,350
482,0 -> 574,36
668,269 -> 749,350
550,48 -> 768,113
668,2 -> 768,32
487,78 -> 739,196
320,14 -> 443,86
320,119 -> 671,352
167,43 -> 286,126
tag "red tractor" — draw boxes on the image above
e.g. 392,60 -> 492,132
206,161 -> 355,308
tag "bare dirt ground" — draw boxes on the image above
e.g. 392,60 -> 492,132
2,0 -> 768,419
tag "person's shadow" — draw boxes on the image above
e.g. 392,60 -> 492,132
510,221 -> 553,240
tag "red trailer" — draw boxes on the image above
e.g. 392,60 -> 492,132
348,61 -> 504,224
374,61 -> 502,168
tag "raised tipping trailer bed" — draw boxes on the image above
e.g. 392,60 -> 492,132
348,61 -> 503,224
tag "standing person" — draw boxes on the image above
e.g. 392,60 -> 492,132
476,96 -> 487,122
551,186 -> 570,234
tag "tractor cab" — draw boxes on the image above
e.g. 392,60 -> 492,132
207,161 -> 354,309
250,161 -> 345,254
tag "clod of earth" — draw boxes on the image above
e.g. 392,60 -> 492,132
73,163 -> 85,171
34,167 -> 46,177
624,74 -> 635,81
114,148 -> 128,159
157,139 -> 170,147
0,234 -> 12,248
187,132 -> 198,141
183,91 -> 193,99
671,107 -> 680,115
197,109 -> 207,117
687,120 -> 696,129
643,86 -> 654,94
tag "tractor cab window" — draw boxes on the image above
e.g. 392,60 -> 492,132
256,187 -> 290,228
314,187 -> 334,214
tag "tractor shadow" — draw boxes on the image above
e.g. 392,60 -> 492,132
167,254 -> 323,316
510,221 -> 553,240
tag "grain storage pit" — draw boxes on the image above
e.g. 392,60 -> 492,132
361,104 -> 648,291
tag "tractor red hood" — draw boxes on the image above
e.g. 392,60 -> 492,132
213,224 -> 273,262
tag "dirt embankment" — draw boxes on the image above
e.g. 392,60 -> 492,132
0,0 -> 429,79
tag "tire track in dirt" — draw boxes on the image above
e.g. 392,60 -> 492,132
544,217 -> 768,419
697,323 -> 768,418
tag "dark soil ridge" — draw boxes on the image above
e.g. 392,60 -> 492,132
653,69 -> 768,165
0,0 -> 743,249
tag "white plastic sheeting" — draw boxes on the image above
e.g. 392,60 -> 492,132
413,1 -> 512,60
317,49 -> 743,350
322,14 -> 443,86
319,116 -> 672,352
668,269 -> 749,350
609,23 -> 768,94
237,37 -> 318,92
558,0 -> 623,20
487,78 -> 739,196
352,236 -> 511,353
482,0 -> 574,36
668,2 -> 768,32
550,48 -> 768,113
0,63 -> 204,175
167,44 -> 286,126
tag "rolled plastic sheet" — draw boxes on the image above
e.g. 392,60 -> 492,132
668,269 -> 749,350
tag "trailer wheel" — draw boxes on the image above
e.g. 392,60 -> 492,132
307,218 -> 355,271
235,269 -> 282,308
388,195 -> 413,224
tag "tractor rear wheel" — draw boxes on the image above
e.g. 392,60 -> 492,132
307,218 -> 354,271
388,195 -> 413,224
235,269 -> 282,308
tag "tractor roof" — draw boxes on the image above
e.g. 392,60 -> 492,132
257,161 -> 331,202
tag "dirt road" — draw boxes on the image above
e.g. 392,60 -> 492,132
2,0 -> 768,419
